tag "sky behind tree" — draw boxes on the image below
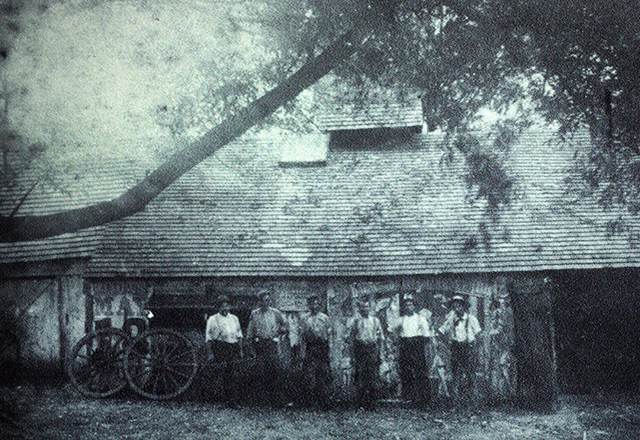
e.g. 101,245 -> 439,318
2,0 -> 275,170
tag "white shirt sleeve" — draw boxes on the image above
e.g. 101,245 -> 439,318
438,311 -> 455,336
345,317 -> 356,340
421,314 -> 434,337
233,315 -> 243,340
468,315 -> 481,341
387,315 -> 401,334
205,315 -> 217,342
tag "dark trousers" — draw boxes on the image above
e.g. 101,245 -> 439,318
209,341 -> 241,404
354,341 -> 379,408
451,341 -> 475,401
254,339 -> 283,406
303,340 -> 331,407
399,336 -> 430,406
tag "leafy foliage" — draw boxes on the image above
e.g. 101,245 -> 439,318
321,0 -> 640,212
2,0 -> 640,239
455,133 -> 516,218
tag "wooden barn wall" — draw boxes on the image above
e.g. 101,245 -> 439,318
89,278 -> 316,316
58,275 -> 87,364
91,274 -> 520,400
0,260 -> 88,371
3,278 -> 60,365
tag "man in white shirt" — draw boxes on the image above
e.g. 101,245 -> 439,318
389,294 -> 433,407
246,290 -> 288,406
300,295 -> 332,408
438,294 -> 481,404
205,296 -> 243,406
346,299 -> 384,409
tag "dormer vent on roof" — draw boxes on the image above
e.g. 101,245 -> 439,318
278,133 -> 329,168
316,95 -> 424,150
316,98 -> 424,132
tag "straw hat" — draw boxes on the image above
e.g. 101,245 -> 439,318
451,294 -> 468,307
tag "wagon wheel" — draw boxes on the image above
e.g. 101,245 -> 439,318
124,329 -> 199,400
67,328 -> 130,398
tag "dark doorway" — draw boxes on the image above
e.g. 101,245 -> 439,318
146,293 -> 258,334
554,268 -> 640,394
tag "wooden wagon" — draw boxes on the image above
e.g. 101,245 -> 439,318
66,319 -> 254,400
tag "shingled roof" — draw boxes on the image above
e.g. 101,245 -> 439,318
316,100 -> 423,132
0,161 -> 145,264
87,128 -> 640,277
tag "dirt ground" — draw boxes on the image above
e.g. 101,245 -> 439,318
1,384 -> 640,439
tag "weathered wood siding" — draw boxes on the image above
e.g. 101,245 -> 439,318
14,279 -> 60,365
58,275 -> 87,365
0,260 -> 87,371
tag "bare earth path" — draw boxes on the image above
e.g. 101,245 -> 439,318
1,385 -> 640,439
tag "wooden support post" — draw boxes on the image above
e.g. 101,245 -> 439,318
508,276 -> 559,412
84,280 -> 93,335
57,277 -> 67,372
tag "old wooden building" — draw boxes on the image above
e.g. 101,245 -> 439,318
0,162 -> 141,374
2,97 -> 640,408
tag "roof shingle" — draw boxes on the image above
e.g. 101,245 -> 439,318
316,99 -> 423,131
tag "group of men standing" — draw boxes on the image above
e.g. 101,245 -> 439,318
205,290 -> 481,409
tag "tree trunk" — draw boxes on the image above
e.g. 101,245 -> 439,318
0,19 -> 374,242
508,275 -> 559,412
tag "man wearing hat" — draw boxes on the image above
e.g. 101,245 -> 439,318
389,293 -> 433,407
300,295 -> 332,408
438,294 -> 481,404
205,295 -> 243,406
246,290 -> 288,406
346,298 -> 384,409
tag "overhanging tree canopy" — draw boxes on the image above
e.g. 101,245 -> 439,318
1,0 -> 640,240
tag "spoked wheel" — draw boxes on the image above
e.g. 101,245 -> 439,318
124,329 -> 199,400
67,328 -> 130,398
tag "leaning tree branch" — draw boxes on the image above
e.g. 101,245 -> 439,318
7,179 -> 39,220
0,8 -> 390,243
